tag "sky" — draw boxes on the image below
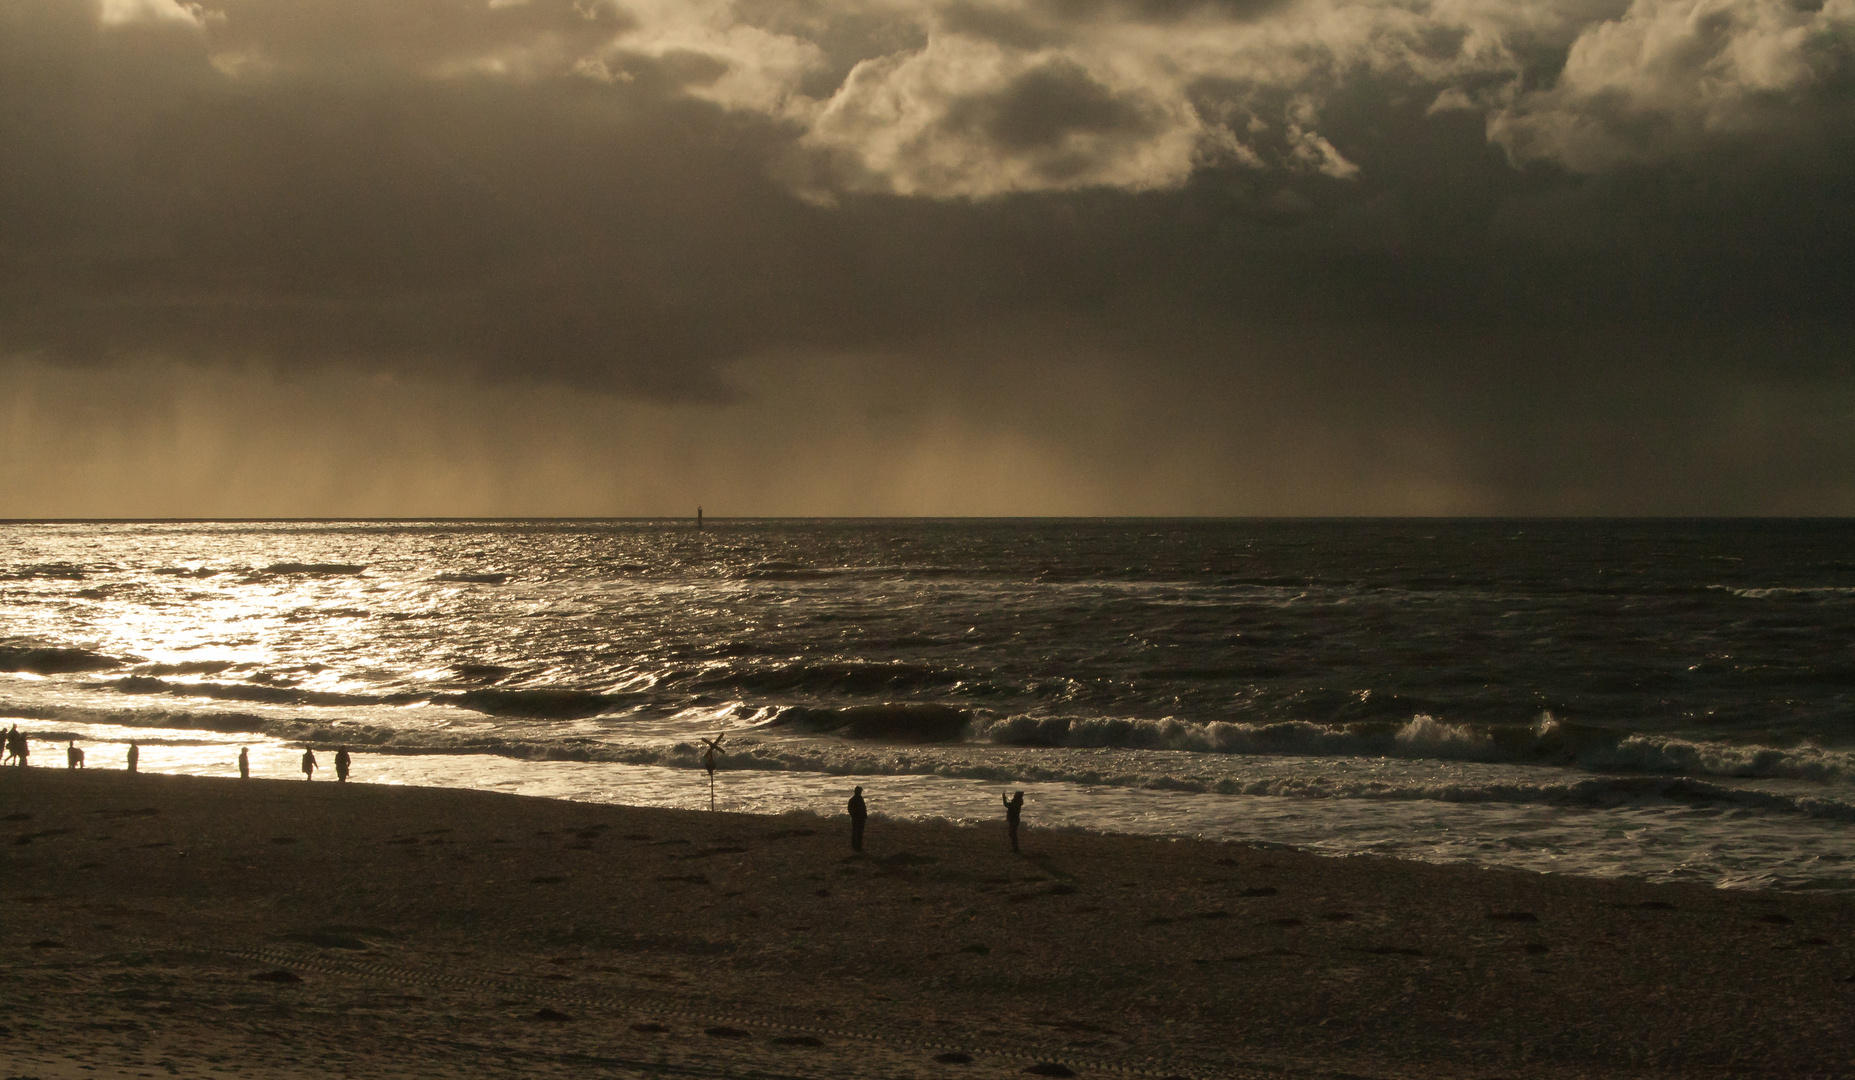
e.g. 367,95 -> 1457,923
1,0 -> 1852,517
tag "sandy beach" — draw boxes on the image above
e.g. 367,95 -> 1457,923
2,767 -> 1851,1080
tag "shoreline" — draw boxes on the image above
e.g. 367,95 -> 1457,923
4,767 -> 1853,1079
11,718 -> 1853,893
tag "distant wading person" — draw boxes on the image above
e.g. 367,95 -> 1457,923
1004,790 -> 1024,853
301,749 -> 317,780
67,741 -> 84,769
335,746 -> 351,783
238,746 -> 249,779
126,741 -> 139,774
848,786 -> 867,852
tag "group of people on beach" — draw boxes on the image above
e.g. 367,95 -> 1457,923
10,723 -> 1025,847
846,784 -> 1028,853
0,727 -> 355,783
296,747 -> 354,782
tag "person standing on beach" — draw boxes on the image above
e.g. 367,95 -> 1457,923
126,741 -> 138,774
1004,790 -> 1024,853
847,785 -> 867,852
335,747 -> 351,783
3,724 -> 17,765
67,741 -> 84,769
238,747 -> 249,779
12,730 -> 27,768
301,748 -> 317,780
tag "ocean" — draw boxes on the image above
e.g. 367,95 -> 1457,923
4,518 -> 1853,890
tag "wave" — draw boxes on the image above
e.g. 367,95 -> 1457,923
770,703 -> 972,742
69,669 -> 638,719
434,572 -> 510,585
1,562 -> 89,580
0,645 -> 128,675
1714,585 -> 1855,600
968,712 -> 1855,784
86,676 -> 416,709
33,652 -> 1855,789
438,688 -> 636,720
736,562 -> 849,581
688,660 -> 954,696
260,562 -> 367,576
135,661 -> 239,676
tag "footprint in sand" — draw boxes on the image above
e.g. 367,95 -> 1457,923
705,1026 -> 751,1039
772,1035 -> 824,1047
529,1009 -> 573,1023
934,1051 -> 974,1064
630,1022 -> 671,1033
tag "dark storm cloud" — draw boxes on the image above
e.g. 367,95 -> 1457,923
2,0 -> 1854,513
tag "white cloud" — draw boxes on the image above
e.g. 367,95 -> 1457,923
1490,0 -> 1855,170
100,0 -> 207,28
86,0 -> 1855,197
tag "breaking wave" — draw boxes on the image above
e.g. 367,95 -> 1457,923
770,703 -> 972,742
968,713 -> 1855,783
0,645 -> 128,675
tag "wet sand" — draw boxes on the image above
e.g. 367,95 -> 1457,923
2,767 -> 1852,1079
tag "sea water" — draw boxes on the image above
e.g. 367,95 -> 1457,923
4,518 -> 1853,890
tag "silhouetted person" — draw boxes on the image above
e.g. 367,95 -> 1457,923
3,724 -> 18,765
335,746 -> 351,783
301,748 -> 317,780
12,730 -> 27,768
67,741 -> 84,769
1004,790 -> 1024,853
126,741 -> 139,773
238,746 -> 250,779
847,785 -> 867,852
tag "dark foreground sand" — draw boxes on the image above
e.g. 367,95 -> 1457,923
2,769 -> 1852,1080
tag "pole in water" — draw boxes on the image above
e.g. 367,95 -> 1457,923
700,732 -> 725,810
697,506 -> 703,531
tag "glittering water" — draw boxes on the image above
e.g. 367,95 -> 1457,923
5,518 -> 1855,889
